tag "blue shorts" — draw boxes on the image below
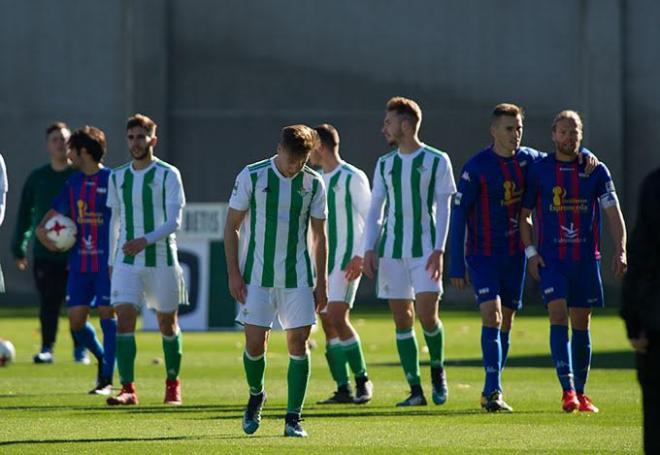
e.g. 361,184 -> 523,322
66,271 -> 111,308
466,254 -> 525,310
539,258 -> 604,308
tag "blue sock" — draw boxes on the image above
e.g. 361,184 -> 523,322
500,330 -> 511,369
100,318 -> 117,380
481,326 -> 502,396
571,329 -> 591,394
550,325 -> 574,391
74,322 -> 104,362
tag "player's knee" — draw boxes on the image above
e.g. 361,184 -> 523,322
245,340 -> 266,357
287,332 -> 309,355
329,307 -> 348,329
69,319 -> 85,332
482,311 -> 502,328
394,308 -> 415,328
420,314 -> 440,332
548,310 -> 568,325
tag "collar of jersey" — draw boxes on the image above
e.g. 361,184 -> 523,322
270,156 -> 303,181
396,144 -> 425,160
130,158 -> 159,174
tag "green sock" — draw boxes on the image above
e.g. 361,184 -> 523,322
325,338 -> 349,387
162,329 -> 183,381
287,354 -> 311,414
396,328 -> 421,386
243,350 -> 266,395
116,333 -> 137,385
423,321 -> 445,368
342,336 -> 367,378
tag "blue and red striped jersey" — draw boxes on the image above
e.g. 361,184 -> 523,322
449,146 -> 544,278
521,151 -> 616,261
52,168 -> 112,273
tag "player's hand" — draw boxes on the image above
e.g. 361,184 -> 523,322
15,257 -> 28,271
122,237 -> 148,256
313,283 -> 328,313
527,253 -> 545,281
629,334 -> 649,354
228,272 -> 247,304
426,250 -> 444,282
612,248 -> 627,279
363,250 -> 378,279
451,275 -> 469,290
35,226 -> 62,252
580,153 -> 599,175
344,256 -> 364,281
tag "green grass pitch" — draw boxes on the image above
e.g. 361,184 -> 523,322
0,307 -> 642,453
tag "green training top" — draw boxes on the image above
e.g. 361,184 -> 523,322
11,163 -> 75,262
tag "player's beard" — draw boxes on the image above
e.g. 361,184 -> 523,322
130,146 -> 150,161
385,131 -> 401,148
557,141 -> 579,157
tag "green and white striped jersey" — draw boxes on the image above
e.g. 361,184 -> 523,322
322,160 -> 371,275
365,145 -> 456,258
107,159 -> 185,267
230,157 -> 327,288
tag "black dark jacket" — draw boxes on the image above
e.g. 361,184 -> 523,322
621,167 -> 660,338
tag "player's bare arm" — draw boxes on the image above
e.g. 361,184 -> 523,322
580,153 -> 599,175
603,204 -> 627,279
122,237 -> 148,256
224,207 -> 248,303
520,207 -> 545,281
344,255 -> 363,281
363,250 -> 378,280
426,249 -> 444,282
310,216 -> 328,313
450,274 -> 470,290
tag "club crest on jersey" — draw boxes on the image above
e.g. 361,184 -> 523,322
77,200 -> 103,225
552,186 -> 567,206
298,186 -> 312,198
502,181 -> 523,206
415,164 -> 427,173
550,186 -> 588,213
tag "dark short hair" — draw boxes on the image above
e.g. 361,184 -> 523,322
45,122 -> 69,137
280,125 -> 319,157
68,126 -> 107,163
491,103 -> 524,124
314,124 -> 340,150
126,113 -> 157,136
386,96 -> 422,127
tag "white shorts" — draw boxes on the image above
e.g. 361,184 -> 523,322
235,285 -> 316,330
111,263 -> 188,313
377,253 -> 442,299
325,268 -> 360,309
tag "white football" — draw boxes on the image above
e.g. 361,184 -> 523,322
0,339 -> 16,366
45,214 -> 77,251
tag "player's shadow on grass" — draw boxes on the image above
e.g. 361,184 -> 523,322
0,436 -> 191,447
371,349 -> 635,369
0,404 -> 246,413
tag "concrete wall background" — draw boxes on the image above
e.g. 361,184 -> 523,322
1,0 -> 658,301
